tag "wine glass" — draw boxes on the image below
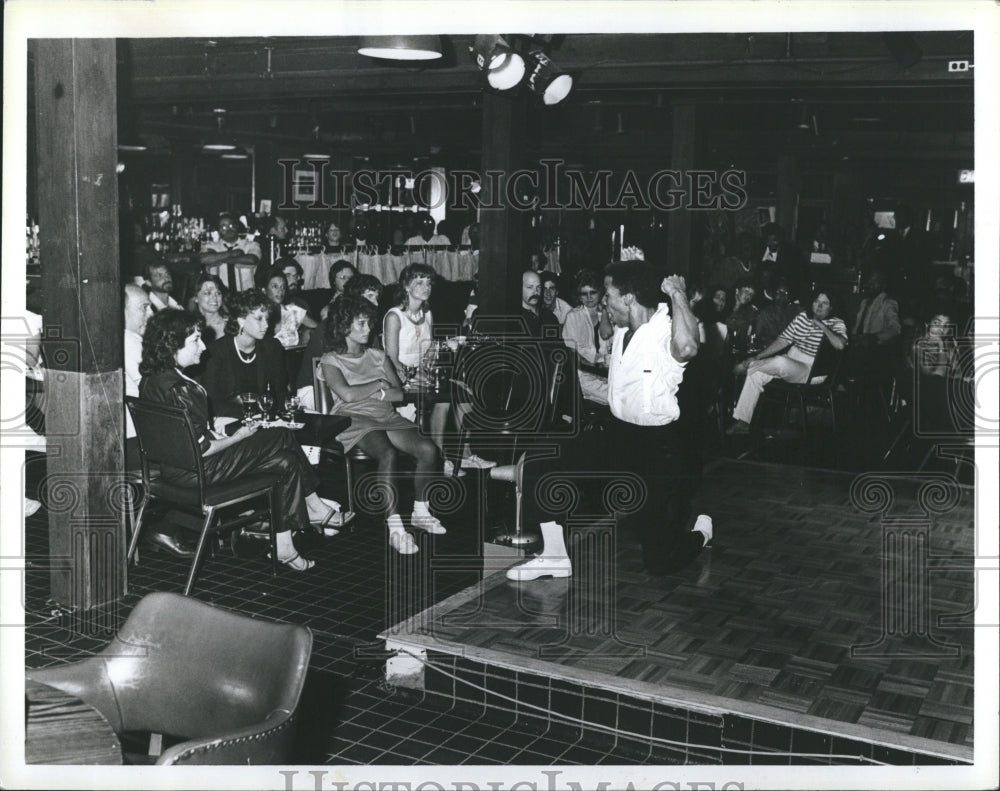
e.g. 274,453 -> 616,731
258,390 -> 274,420
284,395 -> 301,421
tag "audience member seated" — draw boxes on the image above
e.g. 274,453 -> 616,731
322,220 -> 342,252
520,270 -> 562,338
689,282 -> 731,407
199,212 -> 261,290
710,231 -> 758,292
142,261 -> 182,313
344,273 -> 384,308
759,222 -> 805,298
202,290 -> 289,420
404,213 -> 450,246
189,273 -> 229,344
320,297 -> 447,555
562,269 -> 610,405
320,260 -> 357,320
383,265 -> 493,473
540,271 -> 573,325
279,257 -> 313,310
256,214 -> 292,286
752,277 -> 799,349
124,284 -> 154,453
262,266 -> 316,348
139,309 -> 339,571
124,284 -> 195,557
725,279 -> 759,356
850,267 -> 901,396
727,290 -> 848,434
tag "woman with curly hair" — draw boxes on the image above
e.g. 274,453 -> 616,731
320,296 -> 445,555
138,310 -> 342,571
202,288 -> 288,420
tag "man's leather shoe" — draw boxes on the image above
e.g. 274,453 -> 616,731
144,529 -> 195,558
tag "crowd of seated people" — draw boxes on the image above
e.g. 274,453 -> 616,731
118,206 -> 974,574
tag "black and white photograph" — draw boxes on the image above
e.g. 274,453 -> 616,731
2,2 -> 997,789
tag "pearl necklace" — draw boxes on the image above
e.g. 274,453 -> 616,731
234,337 -> 257,364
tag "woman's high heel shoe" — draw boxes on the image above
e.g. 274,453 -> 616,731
275,552 -> 315,571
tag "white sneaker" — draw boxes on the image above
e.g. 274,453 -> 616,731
443,460 -> 467,477
411,512 -> 447,534
389,530 -> 419,555
489,464 -> 517,483
462,453 -> 497,469
505,555 -> 572,581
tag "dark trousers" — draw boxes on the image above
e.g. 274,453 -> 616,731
520,415 -> 704,573
166,428 -> 318,534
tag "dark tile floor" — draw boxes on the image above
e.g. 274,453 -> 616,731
23,459 -> 668,765
21,401 -> 978,766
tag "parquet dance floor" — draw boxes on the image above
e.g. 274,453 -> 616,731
383,459 -> 976,763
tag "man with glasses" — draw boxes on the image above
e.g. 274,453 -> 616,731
562,269 -> 613,404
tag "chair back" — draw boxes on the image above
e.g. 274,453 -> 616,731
805,338 -> 842,385
312,356 -> 333,413
126,396 -> 207,500
31,592 -> 313,765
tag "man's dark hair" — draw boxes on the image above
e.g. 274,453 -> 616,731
277,257 -> 304,279
604,261 -> 662,309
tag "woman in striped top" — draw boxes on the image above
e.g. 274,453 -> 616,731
727,290 -> 848,433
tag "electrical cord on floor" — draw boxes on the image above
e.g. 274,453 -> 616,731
396,648 -> 890,766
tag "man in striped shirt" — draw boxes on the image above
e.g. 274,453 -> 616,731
727,290 -> 848,434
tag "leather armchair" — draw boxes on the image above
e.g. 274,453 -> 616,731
26,592 -> 312,765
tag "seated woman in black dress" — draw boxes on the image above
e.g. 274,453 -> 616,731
320,296 -> 445,555
138,310 -> 344,571
202,289 -> 289,420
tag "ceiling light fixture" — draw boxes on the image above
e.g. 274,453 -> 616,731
202,108 -> 236,152
526,50 -> 573,105
469,35 -> 525,90
357,35 -> 443,61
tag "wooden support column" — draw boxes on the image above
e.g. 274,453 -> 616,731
776,153 -> 801,240
666,103 -> 696,277
35,39 -> 125,617
478,91 -> 527,316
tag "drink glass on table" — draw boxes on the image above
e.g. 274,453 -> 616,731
239,392 -> 259,424
258,389 -> 274,421
284,395 -> 301,421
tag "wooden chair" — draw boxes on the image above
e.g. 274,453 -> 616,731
125,397 -> 280,595
27,592 -> 312,765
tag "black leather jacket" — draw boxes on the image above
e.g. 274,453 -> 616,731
139,369 -> 213,453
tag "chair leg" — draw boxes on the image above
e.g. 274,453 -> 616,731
344,458 -> 355,515
797,391 -> 807,442
184,507 -> 216,596
126,493 -> 151,564
268,488 -> 279,577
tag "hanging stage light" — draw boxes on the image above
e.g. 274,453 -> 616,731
357,36 -> 443,61
526,50 -> 573,105
469,35 -> 525,90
